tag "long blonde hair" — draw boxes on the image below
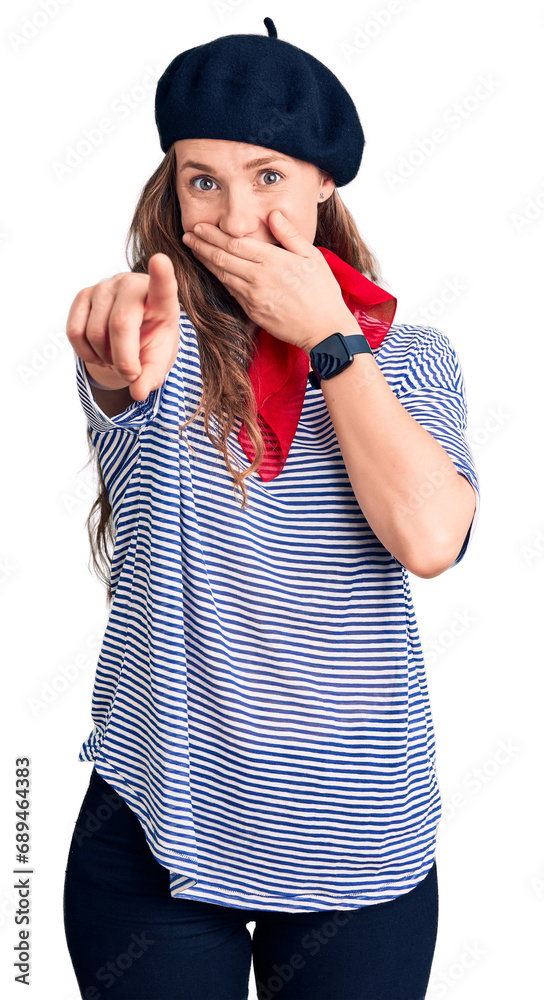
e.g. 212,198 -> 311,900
83,145 -> 384,603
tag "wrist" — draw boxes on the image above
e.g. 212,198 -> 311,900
300,311 -> 362,356
84,362 -> 131,391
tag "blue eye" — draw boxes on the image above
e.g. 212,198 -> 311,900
190,170 -> 282,191
191,176 -> 217,191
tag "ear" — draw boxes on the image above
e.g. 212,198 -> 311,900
318,171 -> 335,201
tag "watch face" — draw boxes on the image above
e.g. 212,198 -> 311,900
310,333 -> 352,379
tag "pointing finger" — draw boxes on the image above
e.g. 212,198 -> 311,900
145,253 -> 180,319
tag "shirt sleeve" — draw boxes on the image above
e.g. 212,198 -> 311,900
395,326 -> 480,569
72,348 -> 172,541
73,348 -> 165,434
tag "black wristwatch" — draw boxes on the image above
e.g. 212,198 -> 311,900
308,332 -> 373,390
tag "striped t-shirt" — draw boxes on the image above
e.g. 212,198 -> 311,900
73,313 -> 480,913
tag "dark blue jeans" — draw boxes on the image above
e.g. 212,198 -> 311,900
63,767 -> 438,1000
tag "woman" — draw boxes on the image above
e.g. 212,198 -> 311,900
63,17 -> 479,1000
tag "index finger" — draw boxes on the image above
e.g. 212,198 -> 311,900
108,254 -> 180,398
144,253 -> 180,317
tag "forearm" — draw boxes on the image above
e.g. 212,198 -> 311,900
304,316 -> 477,578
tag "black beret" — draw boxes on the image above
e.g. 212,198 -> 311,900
154,17 -> 365,188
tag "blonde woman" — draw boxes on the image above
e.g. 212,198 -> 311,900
63,18 -> 479,1000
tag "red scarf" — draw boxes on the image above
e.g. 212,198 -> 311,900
237,246 -> 397,481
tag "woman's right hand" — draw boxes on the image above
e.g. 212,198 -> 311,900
66,253 -> 181,402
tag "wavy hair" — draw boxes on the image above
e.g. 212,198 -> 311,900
82,145 -> 384,603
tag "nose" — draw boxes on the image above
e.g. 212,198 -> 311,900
217,191 -> 264,241
219,217 -> 259,241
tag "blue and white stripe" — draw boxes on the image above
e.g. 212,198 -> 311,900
73,316 -> 480,913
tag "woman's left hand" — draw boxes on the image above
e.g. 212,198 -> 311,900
181,209 -> 350,353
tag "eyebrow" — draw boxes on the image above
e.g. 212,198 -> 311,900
178,155 -> 291,173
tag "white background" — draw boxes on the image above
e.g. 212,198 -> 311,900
1,0 -> 543,997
